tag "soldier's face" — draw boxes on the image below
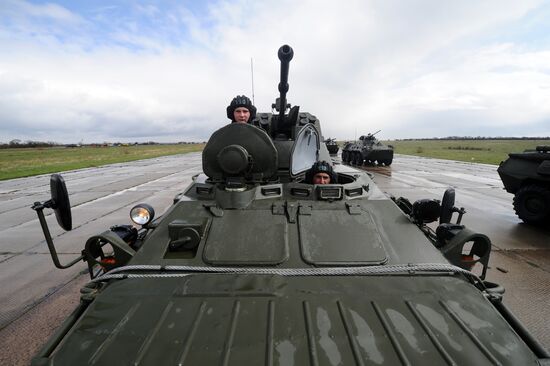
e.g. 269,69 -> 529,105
234,107 -> 250,123
313,172 -> 331,184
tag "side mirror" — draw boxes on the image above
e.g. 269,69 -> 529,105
50,174 -> 72,231
32,174 -> 82,269
440,188 -> 455,224
440,188 -> 466,224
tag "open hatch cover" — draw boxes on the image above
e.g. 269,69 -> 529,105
290,124 -> 320,178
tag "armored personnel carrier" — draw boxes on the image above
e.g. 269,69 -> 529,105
30,46 -> 548,365
324,138 -> 339,155
342,130 -> 394,166
498,145 -> 550,225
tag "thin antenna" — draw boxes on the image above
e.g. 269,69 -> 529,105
355,127 -> 357,142
250,57 -> 255,105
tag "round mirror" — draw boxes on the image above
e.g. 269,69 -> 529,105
440,188 -> 456,224
50,174 -> 72,231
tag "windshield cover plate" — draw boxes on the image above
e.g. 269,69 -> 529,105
299,208 -> 387,265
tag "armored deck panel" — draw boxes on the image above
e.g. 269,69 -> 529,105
40,275 -> 539,366
130,197 -> 448,267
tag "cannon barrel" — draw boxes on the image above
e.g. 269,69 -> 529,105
277,45 -> 294,123
372,129 -> 382,136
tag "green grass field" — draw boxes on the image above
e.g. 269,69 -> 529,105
380,139 -> 549,165
1,139 -> 548,181
0,144 -> 205,181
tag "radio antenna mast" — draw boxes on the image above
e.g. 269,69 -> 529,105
250,57 -> 255,105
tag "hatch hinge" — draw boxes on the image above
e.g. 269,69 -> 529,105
80,282 -> 103,303
298,205 -> 312,215
345,202 -> 362,215
272,202 -> 285,215
204,203 -> 224,217
285,201 -> 298,223
273,201 -> 305,223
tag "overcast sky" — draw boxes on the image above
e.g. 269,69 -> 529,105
1,0 -> 550,143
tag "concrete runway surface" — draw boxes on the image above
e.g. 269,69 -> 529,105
0,152 -> 548,365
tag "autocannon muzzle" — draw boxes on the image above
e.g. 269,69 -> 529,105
277,44 -> 294,122
278,44 -> 294,94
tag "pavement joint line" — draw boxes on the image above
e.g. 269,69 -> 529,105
498,248 -> 550,273
0,186 -> 135,231
0,270 -> 87,332
0,166 -> 197,232
76,169 -> 198,207
0,153 -> 201,210
0,152 -> 201,186
0,254 -> 17,264
0,192 -> 157,264
0,194 -> 48,215
0,191 -> 118,224
1,251 -> 82,255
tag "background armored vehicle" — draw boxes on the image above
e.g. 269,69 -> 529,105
324,137 -> 339,155
30,45 -> 549,365
498,145 -> 550,225
342,130 -> 394,166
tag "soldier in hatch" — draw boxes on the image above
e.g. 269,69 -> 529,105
305,161 -> 337,185
226,95 -> 257,123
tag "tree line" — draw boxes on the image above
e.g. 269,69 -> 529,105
395,136 -> 550,141
1,139 -> 205,149
0,140 -> 59,149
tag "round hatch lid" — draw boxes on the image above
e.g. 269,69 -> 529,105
203,123 -> 278,182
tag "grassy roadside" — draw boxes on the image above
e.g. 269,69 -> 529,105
380,139 -> 549,165
2,139 -> 547,180
0,144 -> 205,181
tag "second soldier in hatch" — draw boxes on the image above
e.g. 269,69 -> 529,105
305,161 -> 337,185
227,95 -> 256,124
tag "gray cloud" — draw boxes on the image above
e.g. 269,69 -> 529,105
0,0 -> 549,143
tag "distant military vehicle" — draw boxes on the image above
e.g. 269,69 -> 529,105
324,137 -> 339,155
498,145 -> 550,225
342,130 -> 394,166
30,45 -> 548,365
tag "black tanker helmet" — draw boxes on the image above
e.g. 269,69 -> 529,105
305,160 -> 337,184
226,95 -> 257,122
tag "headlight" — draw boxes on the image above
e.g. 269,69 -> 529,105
130,204 -> 155,226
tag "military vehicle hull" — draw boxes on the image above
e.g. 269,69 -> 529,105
326,143 -> 339,155
32,165 -> 549,366
31,45 -> 548,365
40,274 -> 540,366
324,138 -> 339,155
341,132 -> 394,166
497,146 -> 550,224
342,146 -> 394,166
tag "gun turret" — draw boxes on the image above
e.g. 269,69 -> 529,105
364,130 -> 381,141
